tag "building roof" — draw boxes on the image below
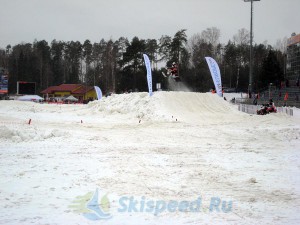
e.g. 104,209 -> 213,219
72,85 -> 94,94
41,84 -> 94,95
40,86 -> 59,94
54,84 -> 81,92
287,33 -> 300,46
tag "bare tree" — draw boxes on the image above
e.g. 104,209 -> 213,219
274,37 -> 288,53
233,28 -> 250,46
201,27 -> 221,49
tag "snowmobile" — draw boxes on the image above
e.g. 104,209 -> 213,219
161,63 -> 181,82
162,70 -> 181,82
256,104 -> 277,115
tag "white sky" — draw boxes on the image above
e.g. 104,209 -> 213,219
1,0 -> 299,48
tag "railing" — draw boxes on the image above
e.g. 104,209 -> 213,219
233,97 -> 300,108
238,104 -> 294,116
276,107 -> 294,116
238,104 -> 261,114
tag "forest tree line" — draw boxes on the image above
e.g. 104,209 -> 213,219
0,28 -> 287,95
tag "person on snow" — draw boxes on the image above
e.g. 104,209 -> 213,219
267,99 -> 277,113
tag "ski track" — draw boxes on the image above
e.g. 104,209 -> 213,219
0,92 -> 299,225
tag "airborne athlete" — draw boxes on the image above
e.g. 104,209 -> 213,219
162,62 -> 181,82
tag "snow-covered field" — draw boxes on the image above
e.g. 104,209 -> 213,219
0,92 -> 299,225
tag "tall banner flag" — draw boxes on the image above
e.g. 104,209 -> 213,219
143,54 -> 153,96
205,57 -> 222,97
0,69 -> 8,95
94,86 -> 102,100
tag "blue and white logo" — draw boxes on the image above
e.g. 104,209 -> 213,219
70,189 -> 233,221
70,188 -> 112,220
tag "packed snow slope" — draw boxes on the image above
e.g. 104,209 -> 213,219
86,91 -> 244,123
0,92 -> 299,225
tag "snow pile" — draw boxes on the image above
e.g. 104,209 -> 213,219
1,100 -> 38,113
83,91 -> 243,123
40,128 -> 70,139
0,125 -> 69,142
0,125 -> 14,139
0,125 -> 38,142
153,91 -> 246,123
86,92 -> 163,121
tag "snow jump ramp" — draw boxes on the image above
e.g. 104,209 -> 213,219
154,92 -> 242,123
88,92 -> 244,124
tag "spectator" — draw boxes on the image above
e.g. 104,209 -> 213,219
285,79 -> 289,88
253,98 -> 257,105
253,94 -> 259,105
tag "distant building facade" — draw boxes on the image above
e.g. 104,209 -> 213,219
286,33 -> 300,83
41,84 -> 97,101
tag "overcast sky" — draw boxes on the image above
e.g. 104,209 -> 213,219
1,0 -> 299,48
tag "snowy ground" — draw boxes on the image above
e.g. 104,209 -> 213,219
0,92 -> 299,225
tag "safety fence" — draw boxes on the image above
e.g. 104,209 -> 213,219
238,104 -> 259,115
234,97 -> 300,108
276,107 -> 294,116
238,104 -> 294,116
